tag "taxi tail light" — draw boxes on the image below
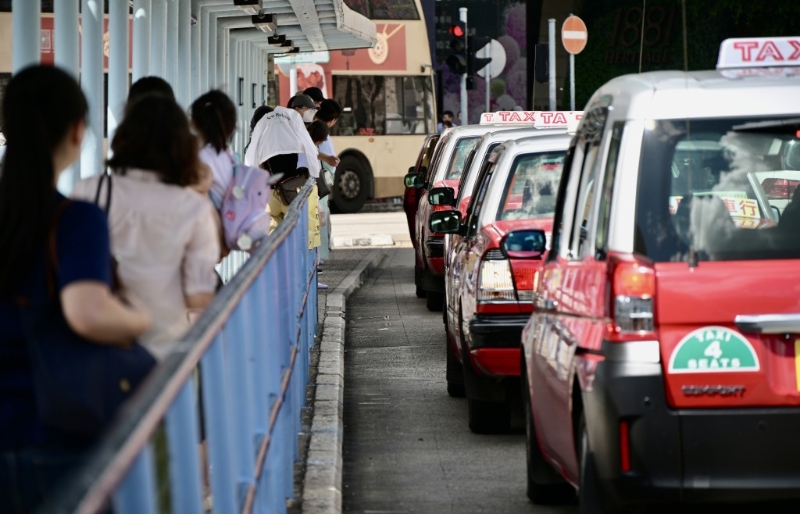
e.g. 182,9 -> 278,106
761,178 -> 800,200
619,420 -> 631,472
609,257 -> 656,338
478,259 -> 516,302
509,261 -> 538,302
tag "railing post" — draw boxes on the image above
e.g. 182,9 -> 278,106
164,381 -> 204,514
200,334 -> 239,514
112,446 -> 158,514
250,270 -> 271,436
226,303 -> 256,495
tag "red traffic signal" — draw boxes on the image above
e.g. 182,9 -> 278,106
448,22 -> 465,38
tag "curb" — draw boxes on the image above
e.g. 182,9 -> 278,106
302,248 -> 387,514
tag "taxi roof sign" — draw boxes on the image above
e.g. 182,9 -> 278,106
480,110 -> 583,129
717,37 -> 800,69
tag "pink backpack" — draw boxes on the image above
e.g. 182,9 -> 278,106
220,163 -> 276,252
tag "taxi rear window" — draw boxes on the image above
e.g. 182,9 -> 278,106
497,151 -> 566,221
634,117 -> 800,262
445,136 -> 479,180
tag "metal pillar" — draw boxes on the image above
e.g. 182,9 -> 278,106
54,0 -> 79,79
200,6 -> 211,92
289,65 -> 297,97
166,0 -> 179,87
81,0 -> 104,178
459,7 -> 467,126
151,0 -> 167,77
569,54 -> 575,111
191,0 -> 201,101
132,0 -> 152,82
215,14 -> 227,89
178,0 -> 192,107
11,0 -> 40,73
548,18 -> 556,111
54,0 -> 81,193
108,0 -> 130,148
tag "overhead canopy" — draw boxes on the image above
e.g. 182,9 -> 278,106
198,0 -> 376,53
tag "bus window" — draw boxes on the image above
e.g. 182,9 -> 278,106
333,75 -> 433,136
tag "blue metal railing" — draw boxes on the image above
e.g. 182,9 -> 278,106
39,181 -> 318,514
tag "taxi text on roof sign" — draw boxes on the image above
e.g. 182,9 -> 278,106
717,37 -> 800,69
479,111 -> 583,128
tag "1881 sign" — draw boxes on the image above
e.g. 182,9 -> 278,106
605,3 -> 679,65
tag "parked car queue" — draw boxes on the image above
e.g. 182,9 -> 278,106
404,36 -> 800,514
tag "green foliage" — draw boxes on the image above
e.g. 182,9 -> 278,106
490,78 -> 506,99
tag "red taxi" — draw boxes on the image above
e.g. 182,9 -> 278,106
430,133 -> 572,433
411,125 -> 488,311
404,133 -> 440,298
521,37 -> 800,512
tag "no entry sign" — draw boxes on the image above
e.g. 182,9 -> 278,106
561,15 -> 587,55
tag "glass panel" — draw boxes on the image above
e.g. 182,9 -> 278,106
445,137 -> 479,180
635,117 -> 800,262
384,76 -> 432,135
332,76 -> 386,136
595,122 -> 625,257
497,151 -> 567,221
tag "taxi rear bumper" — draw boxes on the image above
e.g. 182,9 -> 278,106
468,314 -> 529,349
583,349 -> 800,507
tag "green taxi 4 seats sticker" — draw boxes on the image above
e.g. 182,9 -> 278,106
668,326 -> 760,373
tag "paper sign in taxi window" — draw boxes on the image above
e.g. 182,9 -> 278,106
480,111 -> 583,129
717,37 -> 800,69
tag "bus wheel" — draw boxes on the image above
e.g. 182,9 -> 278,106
333,156 -> 370,213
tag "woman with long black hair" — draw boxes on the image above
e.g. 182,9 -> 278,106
0,66 -> 152,513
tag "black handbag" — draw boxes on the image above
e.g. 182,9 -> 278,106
276,169 -> 310,205
316,173 -> 331,199
18,199 -> 155,439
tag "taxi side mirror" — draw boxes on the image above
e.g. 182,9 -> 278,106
428,186 -> 456,207
501,229 -> 546,259
404,172 -> 425,189
429,210 -> 462,234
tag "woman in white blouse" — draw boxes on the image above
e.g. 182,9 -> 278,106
72,95 -> 220,360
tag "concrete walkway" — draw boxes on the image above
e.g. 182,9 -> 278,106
341,249 -> 576,514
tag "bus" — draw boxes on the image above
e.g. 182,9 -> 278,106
276,0 -> 437,213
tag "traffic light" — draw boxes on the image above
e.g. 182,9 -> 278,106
445,22 -> 467,75
466,35 -> 492,89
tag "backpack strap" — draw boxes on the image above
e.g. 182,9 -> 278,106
93,169 -> 112,217
221,162 -> 239,207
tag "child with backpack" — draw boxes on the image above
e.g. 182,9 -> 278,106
191,91 -> 275,253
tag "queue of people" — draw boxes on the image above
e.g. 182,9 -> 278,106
0,65 -> 335,513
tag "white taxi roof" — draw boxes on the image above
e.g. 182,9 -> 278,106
429,124 -> 494,183
458,127 -> 569,202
